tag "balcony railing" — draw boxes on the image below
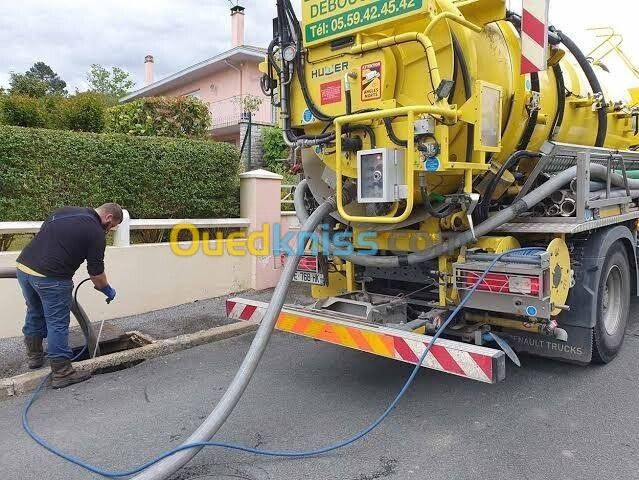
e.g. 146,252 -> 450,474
209,95 -> 274,129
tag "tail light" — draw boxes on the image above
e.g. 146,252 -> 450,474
298,256 -> 319,272
464,272 -> 540,296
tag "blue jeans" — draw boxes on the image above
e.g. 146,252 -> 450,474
17,270 -> 74,359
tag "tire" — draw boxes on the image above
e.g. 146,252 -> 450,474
592,243 -> 631,363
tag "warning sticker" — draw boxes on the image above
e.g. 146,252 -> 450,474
320,80 -> 342,105
361,61 -> 382,101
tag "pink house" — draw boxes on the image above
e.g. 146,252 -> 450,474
122,5 -> 275,168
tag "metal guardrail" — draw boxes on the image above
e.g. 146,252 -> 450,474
128,218 -> 251,230
281,184 -> 295,206
0,210 -> 251,247
209,95 -> 274,129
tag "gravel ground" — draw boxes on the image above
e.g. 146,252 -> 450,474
0,283 -> 313,379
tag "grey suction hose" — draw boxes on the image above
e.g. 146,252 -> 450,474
130,197 -> 338,480
296,164 -> 625,269
0,267 -> 17,279
590,189 -> 639,200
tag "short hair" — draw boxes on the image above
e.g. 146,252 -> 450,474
97,203 -> 124,223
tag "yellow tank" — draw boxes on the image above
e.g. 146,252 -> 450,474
285,0 -> 639,216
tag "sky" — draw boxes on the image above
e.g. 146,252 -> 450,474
0,1 -> 638,95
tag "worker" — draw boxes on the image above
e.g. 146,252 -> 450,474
15,204 -> 123,389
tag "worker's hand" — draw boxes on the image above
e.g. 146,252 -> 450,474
95,284 -> 116,304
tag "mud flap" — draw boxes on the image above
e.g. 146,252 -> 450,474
499,325 -> 593,365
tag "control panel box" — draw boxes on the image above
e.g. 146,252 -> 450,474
356,148 -> 407,204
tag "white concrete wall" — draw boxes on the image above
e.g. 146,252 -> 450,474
0,241 -> 251,339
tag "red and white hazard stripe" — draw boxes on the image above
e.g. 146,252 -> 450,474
392,336 -> 496,383
226,297 -> 506,383
226,300 -> 267,322
521,0 -> 550,74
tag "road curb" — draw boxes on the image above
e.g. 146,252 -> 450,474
0,321 -> 258,400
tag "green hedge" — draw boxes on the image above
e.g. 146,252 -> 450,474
107,97 -> 211,138
0,125 -> 240,221
0,95 -> 49,128
59,92 -> 108,133
0,93 -> 109,133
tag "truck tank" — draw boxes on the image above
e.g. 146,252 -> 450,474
268,0 -> 639,222
247,0 -> 639,372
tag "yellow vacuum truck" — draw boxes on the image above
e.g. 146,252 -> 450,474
229,0 -> 639,383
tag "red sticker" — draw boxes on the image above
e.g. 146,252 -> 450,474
320,80 -> 342,105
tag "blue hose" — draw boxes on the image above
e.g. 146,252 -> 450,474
22,248 -> 541,478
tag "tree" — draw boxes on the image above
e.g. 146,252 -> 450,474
86,64 -> 136,102
25,62 -> 67,95
9,62 -> 67,97
9,73 -> 48,98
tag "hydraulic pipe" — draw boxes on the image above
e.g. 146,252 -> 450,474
614,170 -> 639,179
570,179 -> 607,194
297,164 -> 629,269
560,198 -> 577,217
590,189 -> 639,200
131,196 -> 339,480
550,190 -> 568,205
556,30 -> 608,147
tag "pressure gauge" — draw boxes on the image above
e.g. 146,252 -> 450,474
282,44 -> 298,62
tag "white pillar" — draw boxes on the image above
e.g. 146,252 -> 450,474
113,209 -> 131,247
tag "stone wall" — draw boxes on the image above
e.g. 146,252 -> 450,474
240,120 -> 269,170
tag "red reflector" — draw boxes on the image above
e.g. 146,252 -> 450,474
298,256 -> 319,272
464,272 -> 540,296
465,272 -> 509,292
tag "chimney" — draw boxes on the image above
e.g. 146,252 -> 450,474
144,55 -> 154,85
231,5 -> 245,48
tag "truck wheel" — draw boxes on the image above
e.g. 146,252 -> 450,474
592,243 -> 631,363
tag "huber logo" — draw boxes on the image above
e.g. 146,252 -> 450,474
311,61 -> 349,79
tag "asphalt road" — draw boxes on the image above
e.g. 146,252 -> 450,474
1,305 -> 639,480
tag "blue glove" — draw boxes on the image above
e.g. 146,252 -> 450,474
96,285 -> 116,304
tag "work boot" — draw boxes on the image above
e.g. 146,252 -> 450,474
50,358 -> 91,389
24,336 -> 44,369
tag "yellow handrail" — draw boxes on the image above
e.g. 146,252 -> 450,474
333,13 -> 479,224
587,27 -> 639,81
424,11 -> 483,36
350,32 -> 444,95
334,106 -> 460,225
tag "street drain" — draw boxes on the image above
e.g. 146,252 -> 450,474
70,327 -> 154,375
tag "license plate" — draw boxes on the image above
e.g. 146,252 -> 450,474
293,270 -> 326,285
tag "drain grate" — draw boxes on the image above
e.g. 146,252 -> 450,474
70,324 -> 153,360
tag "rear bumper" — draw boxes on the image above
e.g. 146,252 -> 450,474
226,298 -> 506,384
